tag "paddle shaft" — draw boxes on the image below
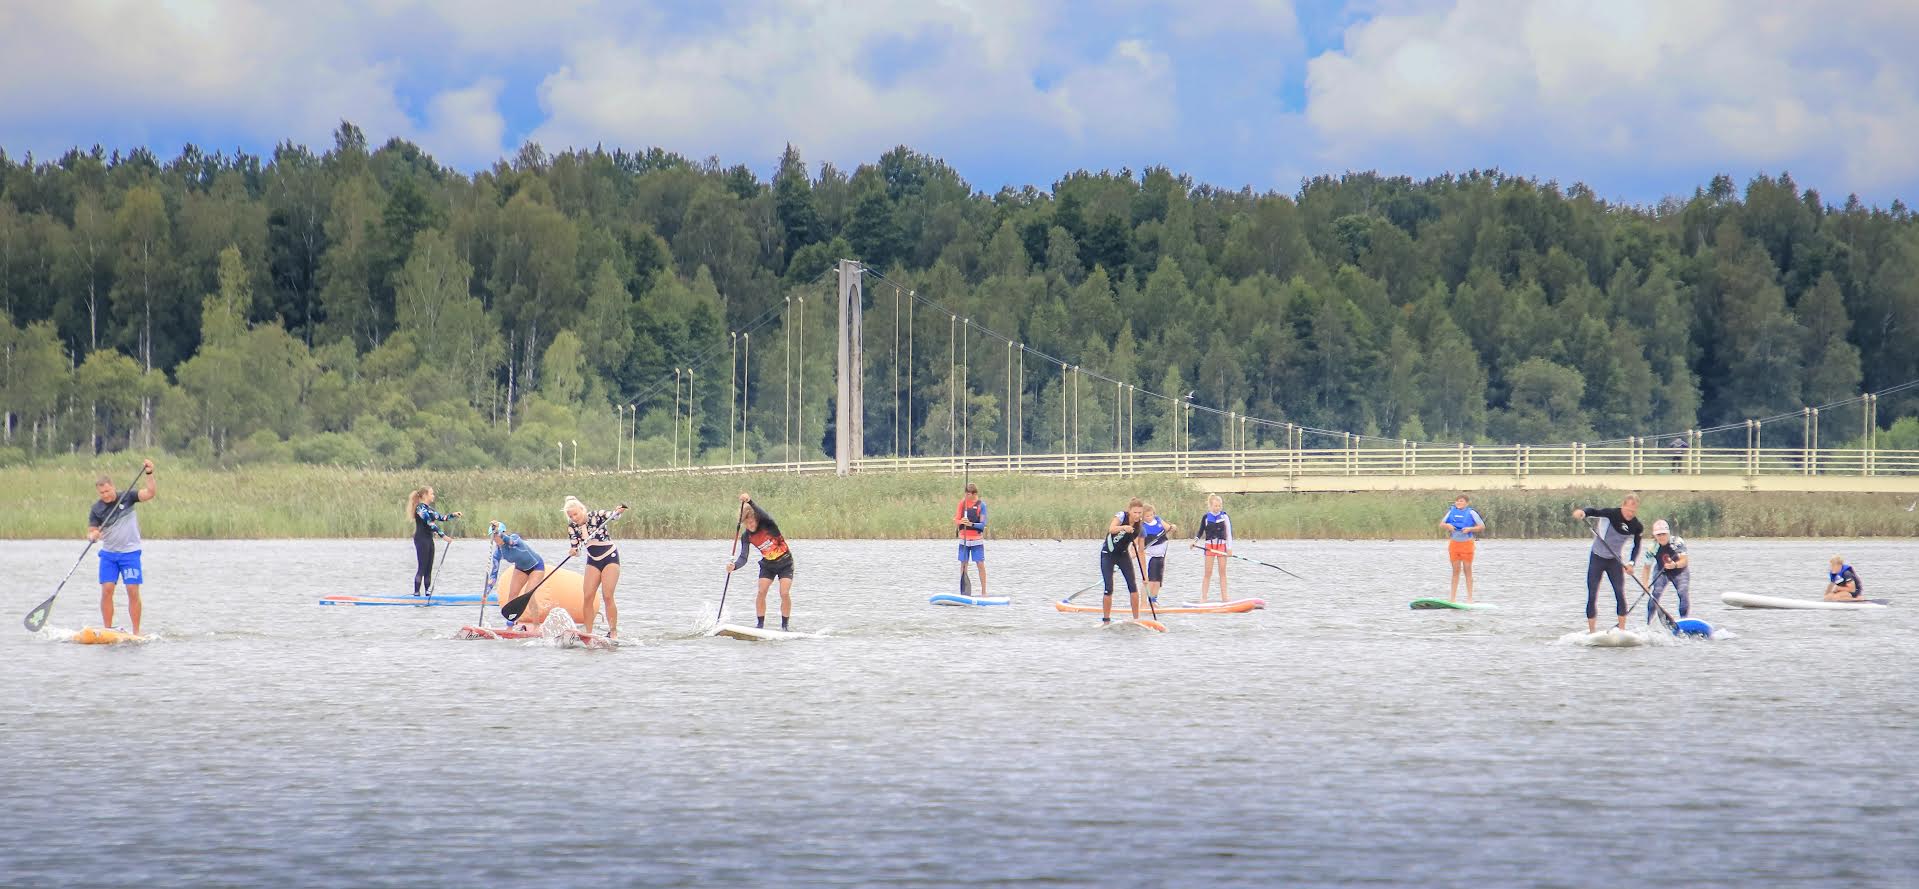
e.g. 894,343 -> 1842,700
23,464 -> 145,633
716,517 -> 744,623
501,553 -> 574,625
1198,546 -> 1306,581
475,545 -> 495,628
428,537 -> 452,594
1133,540 -> 1158,622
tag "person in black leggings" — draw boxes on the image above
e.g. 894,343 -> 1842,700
408,486 -> 460,595
1100,498 -> 1146,624
1573,495 -> 1643,633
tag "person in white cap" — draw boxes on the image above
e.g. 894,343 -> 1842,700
1637,519 -> 1691,621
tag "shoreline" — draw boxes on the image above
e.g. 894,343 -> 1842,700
4,464 -> 1915,540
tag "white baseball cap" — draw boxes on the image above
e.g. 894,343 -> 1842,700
1651,519 -> 1670,535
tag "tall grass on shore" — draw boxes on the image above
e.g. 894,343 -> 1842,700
1,461 -> 1914,540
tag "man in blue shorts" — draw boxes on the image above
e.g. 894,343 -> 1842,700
89,459 -> 156,635
955,483 -> 987,597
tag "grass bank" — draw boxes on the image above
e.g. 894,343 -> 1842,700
3,461 -> 1916,540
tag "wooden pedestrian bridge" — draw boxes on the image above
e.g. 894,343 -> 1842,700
629,440 -> 1919,495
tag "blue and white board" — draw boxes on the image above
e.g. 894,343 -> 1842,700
318,594 -> 497,607
929,593 -> 1010,607
1673,618 -> 1714,638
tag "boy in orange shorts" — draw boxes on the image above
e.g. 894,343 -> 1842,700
1440,494 -> 1485,603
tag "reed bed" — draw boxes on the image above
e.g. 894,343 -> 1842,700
1,462 -> 1914,540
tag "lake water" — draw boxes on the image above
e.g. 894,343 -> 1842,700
2,537 -> 1914,888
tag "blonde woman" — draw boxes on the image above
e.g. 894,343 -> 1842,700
407,487 -> 460,596
1193,494 -> 1233,603
565,496 -> 628,637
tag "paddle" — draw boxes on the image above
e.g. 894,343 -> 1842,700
1198,546 -> 1306,582
1132,540 -> 1161,625
475,542 -> 502,629
1061,581 -> 1103,604
715,514 -> 745,625
24,465 -> 144,633
500,553 -> 573,625
1625,563 -> 1680,634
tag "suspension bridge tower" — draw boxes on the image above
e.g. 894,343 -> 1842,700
836,259 -> 865,475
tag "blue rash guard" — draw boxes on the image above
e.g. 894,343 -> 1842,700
495,533 -> 544,573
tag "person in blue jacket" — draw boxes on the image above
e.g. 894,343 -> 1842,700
487,521 -> 547,624
1439,494 -> 1486,603
1824,556 -> 1864,601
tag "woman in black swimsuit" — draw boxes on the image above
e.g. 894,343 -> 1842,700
565,496 -> 627,637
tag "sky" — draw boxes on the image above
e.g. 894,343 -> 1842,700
4,0 -> 1918,205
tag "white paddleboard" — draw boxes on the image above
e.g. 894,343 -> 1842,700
1560,627 -> 1653,648
1721,592 -> 1888,610
712,623 -> 827,641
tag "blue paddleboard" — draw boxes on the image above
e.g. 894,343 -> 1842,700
929,593 -> 1011,607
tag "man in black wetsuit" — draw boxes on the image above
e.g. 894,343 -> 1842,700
1572,494 -> 1643,633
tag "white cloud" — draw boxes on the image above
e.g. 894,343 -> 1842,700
529,1 -> 1183,172
0,1 -> 517,162
1302,0 -> 1919,194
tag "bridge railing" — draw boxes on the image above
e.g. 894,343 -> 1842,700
620,443 -> 1919,478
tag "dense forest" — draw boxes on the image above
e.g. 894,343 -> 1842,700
1,123 -> 1916,470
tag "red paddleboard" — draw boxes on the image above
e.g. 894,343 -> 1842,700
455,625 -> 616,649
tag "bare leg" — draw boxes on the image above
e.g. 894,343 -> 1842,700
1449,559 -> 1462,601
599,562 -> 621,636
1199,558 -> 1215,602
1218,558 -> 1229,602
976,561 -> 987,598
755,577 -> 772,621
507,570 -> 536,626
126,584 -> 142,635
1462,563 -> 1475,603
777,576 -> 793,620
580,563 -> 603,634
99,582 -> 116,628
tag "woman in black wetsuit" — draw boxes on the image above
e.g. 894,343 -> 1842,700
407,486 -> 460,595
1100,498 -> 1147,624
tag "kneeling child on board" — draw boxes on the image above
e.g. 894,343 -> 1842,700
1824,556 -> 1864,601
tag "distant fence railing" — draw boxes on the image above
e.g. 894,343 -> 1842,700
622,442 -> 1919,479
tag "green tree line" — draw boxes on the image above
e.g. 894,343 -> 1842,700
2,123 -> 1915,469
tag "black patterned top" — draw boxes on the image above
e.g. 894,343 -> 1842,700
567,507 -> 624,551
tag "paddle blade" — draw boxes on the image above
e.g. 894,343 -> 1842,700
1137,619 -> 1168,633
500,591 -> 534,624
23,594 -> 55,632
959,563 -> 971,596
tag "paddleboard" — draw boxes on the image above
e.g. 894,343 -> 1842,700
1055,599 -> 1259,615
929,593 -> 1011,606
69,626 -> 152,645
712,623 -> 827,641
453,625 -> 616,649
1177,598 -> 1267,610
1721,592 -> 1889,610
1562,627 -> 1652,648
1673,618 -> 1714,638
320,594 -> 500,607
1409,598 -> 1496,610
1100,619 -> 1168,633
